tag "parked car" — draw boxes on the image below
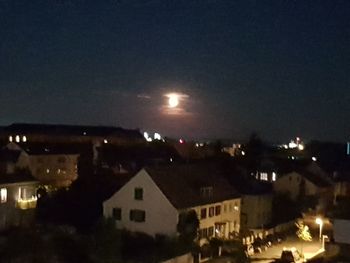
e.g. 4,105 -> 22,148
280,247 -> 305,263
244,244 -> 254,256
253,237 -> 268,253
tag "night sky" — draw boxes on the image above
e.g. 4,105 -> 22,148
1,0 -> 349,142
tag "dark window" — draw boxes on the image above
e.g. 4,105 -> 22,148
200,208 -> 207,219
200,187 -> 213,198
208,226 -> 214,237
215,205 -> 221,216
289,176 -> 292,181
209,207 -> 215,217
130,209 -> 146,222
134,188 -> 143,200
112,208 -> 122,220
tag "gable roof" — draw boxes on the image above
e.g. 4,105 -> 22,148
144,164 -> 240,209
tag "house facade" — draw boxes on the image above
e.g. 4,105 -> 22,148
0,176 -> 39,229
103,166 -> 241,243
273,171 -> 333,200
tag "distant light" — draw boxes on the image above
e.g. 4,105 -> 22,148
312,156 -> 317,161
291,156 -> 295,160
170,158 -> 173,162
8,136 -> 13,142
289,141 -> 297,149
283,144 -> 288,149
22,136 -> 27,142
215,229 -> 220,234
143,132 -> 153,142
179,139 -> 184,144
315,217 -> 323,225
241,151 -> 245,156
195,143 -> 199,147
296,137 -> 300,142
46,169 -> 50,174
154,133 -> 161,140
272,172 -> 277,181
103,139 -> 108,144
298,144 -> 304,151
15,135 -> 20,143
83,132 -> 87,135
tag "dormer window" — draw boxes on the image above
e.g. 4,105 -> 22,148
200,187 -> 213,198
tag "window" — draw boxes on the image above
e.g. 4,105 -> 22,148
200,208 -> 207,219
112,208 -> 122,220
272,172 -> 277,181
208,226 -> 214,237
130,209 -> 146,222
1,188 -> 7,203
198,228 -> 208,239
200,186 -> 213,198
234,202 -> 239,211
15,135 -> 20,143
229,203 -> 232,212
134,188 -> 143,200
209,207 -> 215,217
223,204 -> 227,213
260,172 -> 268,181
22,135 -> 27,142
215,205 -> 221,216
8,136 -> 13,142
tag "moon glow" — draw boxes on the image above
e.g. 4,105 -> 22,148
168,94 -> 179,108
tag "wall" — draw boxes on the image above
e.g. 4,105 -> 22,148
103,169 -> 179,237
241,194 -> 272,229
334,219 -> 350,244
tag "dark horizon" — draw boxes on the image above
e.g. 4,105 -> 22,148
1,0 -> 349,142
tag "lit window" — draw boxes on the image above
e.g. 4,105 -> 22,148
57,169 -> 61,174
1,188 -> 7,203
103,139 -> 108,144
8,136 -> 13,142
260,173 -> 268,181
22,135 -> 27,142
272,172 -> 277,181
234,203 -> 239,211
15,135 -> 20,143
46,169 -> 50,174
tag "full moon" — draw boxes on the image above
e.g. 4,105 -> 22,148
168,94 -> 179,108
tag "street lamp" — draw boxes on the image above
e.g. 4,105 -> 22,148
315,217 -> 323,242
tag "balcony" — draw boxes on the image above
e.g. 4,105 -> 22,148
16,197 -> 37,210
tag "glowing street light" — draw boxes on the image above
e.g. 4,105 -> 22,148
315,217 -> 323,242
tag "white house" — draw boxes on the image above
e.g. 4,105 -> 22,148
103,165 -> 241,243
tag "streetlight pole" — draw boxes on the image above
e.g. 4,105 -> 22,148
315,217 -> 323,242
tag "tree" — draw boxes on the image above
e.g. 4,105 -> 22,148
177,210 -> 200,243
295,220 -> 312,255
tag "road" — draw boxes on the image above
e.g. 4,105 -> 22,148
250,237 -> 323,263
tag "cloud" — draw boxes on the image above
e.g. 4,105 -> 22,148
137,94 -> 152,100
